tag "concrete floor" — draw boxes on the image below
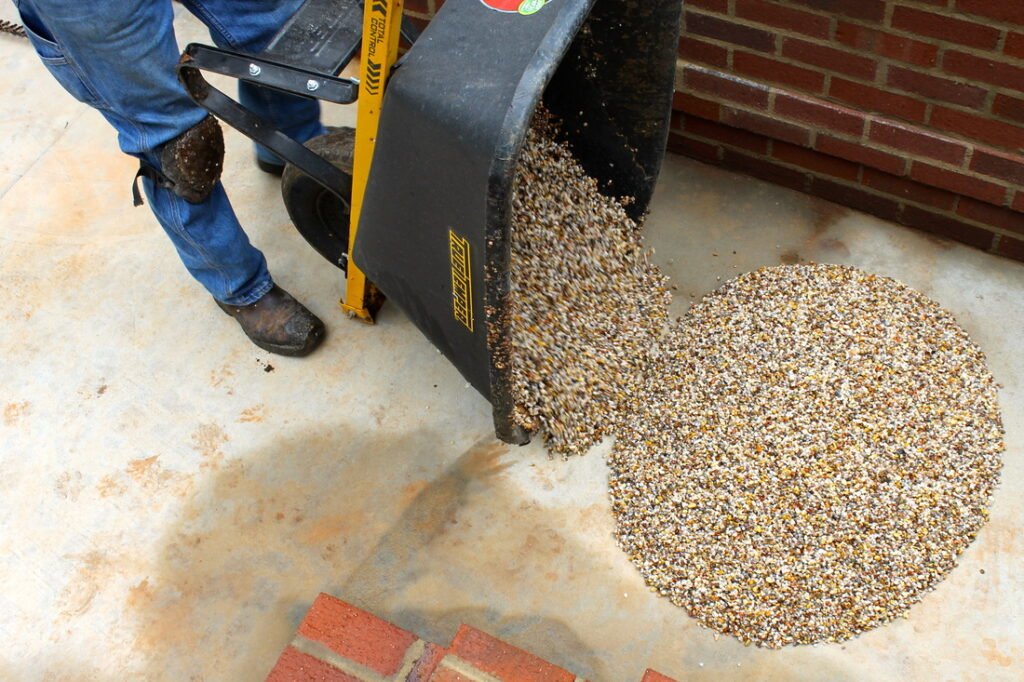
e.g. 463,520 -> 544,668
1,10 -> 1022,682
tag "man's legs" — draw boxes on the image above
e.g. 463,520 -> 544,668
15,0 -> 326,355
179,0 -> 328,169
15,0 -> 273,306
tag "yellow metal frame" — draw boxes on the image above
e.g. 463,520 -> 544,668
341,0 -> 406,322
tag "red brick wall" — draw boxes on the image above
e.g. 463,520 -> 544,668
403,0 -> 438,32
403,1 -> 1024,262
674,0 -> 1024,261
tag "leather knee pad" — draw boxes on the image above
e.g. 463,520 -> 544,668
158,116 -> 225,203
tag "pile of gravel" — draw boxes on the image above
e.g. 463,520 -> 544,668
610,264 -> 1004,647
508,117 -> 1005,647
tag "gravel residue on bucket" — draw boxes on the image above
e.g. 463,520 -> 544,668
509,111 -> 671,456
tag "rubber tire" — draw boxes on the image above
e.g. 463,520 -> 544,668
281,127 -> 356,271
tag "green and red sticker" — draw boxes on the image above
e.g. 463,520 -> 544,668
480,0 -> 552,15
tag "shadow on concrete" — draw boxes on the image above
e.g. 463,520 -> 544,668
330,435 -> 603,679
107,421 -> 604,680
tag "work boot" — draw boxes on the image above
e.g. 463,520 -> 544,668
217,285 -> 326,357
256,156 -> 286,176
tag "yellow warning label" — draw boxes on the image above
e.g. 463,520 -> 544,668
449,230 -> 474,332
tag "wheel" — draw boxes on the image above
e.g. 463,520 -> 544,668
281,127 -> 356,271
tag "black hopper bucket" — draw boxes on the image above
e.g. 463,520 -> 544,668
354,0 -> 683,445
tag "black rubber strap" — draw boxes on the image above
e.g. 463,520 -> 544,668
132,161 -> 175,207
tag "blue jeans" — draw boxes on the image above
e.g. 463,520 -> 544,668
14,0 -> 326,305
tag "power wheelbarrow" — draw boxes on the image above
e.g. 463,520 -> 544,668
177,0 -> 682,445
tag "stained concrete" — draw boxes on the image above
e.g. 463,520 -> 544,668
1,9 -> 1022,682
